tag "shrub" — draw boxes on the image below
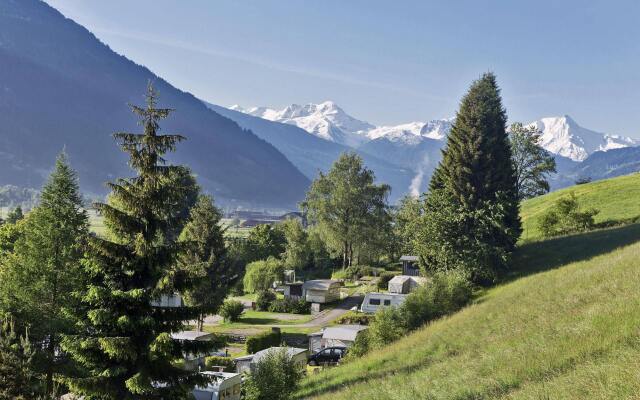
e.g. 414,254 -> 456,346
377,272 -> 396,290
243,257 -> 284,293
204,356 -> 235,372
335,311 -> 374,325
368,306 -> 406,348
255,290 -> 277,311
246,329 -> 282,354
400,270 -> 472,331
343,329 -> 370,360
243,348 -> 302,400
219,299 -> 244,322
538,192 -> 599,238
268,298 -> 310,314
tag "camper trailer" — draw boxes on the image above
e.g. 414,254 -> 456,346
192,371 -> 242,400
360,292 -> 407,314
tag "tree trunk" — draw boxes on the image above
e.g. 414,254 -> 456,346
342,241 -> 349,270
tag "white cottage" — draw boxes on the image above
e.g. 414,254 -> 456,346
302,280 -> 341,304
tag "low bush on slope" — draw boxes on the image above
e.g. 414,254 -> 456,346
296,223 -> 640,399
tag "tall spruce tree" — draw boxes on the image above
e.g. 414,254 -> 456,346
425,73 -> 520,282
0,153 -> 88,396
62,84 -> 214,398
180,194 -> 233,332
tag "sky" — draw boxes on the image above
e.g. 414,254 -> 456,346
45,0 -> 640,138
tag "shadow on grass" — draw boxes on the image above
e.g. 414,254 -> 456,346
506,223 -> 640,282
237,317 -> 279,325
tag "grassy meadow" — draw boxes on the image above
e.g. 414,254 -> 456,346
520,173 -> 640,241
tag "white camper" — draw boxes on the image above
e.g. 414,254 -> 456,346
192,371 -> 242,400
360,292 -> 407,314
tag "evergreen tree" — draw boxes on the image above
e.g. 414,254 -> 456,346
0,319 -> 37,400
426,73 -> 521,282
180,194 -> 234,332
62,84 -> 213,398
0,153 -> 88,396
5,206 -> 24,224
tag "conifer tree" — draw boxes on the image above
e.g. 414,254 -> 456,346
0,153 -> 88,396
424,73 -> 521,282
180,194 -> 234,332
0,319 -> 37,400
62,83 -> 214,398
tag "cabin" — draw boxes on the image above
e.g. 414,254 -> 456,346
360,292 -> 407,314
400,255 -> 420,276
171,331 -> 221,371
235,347 -> 308,374
302,279 -> 341,304
388,275 -> 429,294
308,324 -> 369,353
192,371 -> 242,400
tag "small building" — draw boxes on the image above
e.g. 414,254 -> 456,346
308,324 -> 369,354
360,292 -> 407,314
302,280 -> 341,304
171,331 -> 219,371
400,255 -> 420,276
283,282 -> 304,300
192,371 -> 242,400
388,275 -> 429,294
235,347 -> 308,375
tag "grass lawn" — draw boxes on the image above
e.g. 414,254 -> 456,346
520,173 -> 640,241
296,223 -> 640,399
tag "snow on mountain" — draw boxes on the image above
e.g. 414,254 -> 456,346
527,115 -> 639,162
233,101 -> 375,148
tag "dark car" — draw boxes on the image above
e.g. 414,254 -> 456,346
308,346 -> 347,366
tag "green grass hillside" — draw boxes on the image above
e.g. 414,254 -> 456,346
297,223 -> 640,399
520,173 -> 640,241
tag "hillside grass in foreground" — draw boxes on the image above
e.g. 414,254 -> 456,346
520,173 -> 640,241
296,223 -> 640,399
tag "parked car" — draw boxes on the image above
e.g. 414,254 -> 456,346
308,346 -> 347,366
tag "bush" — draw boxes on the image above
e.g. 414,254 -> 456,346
377,272 -> 396,290
368,306 -> 406,348
204,356 -> 235,372
255,290 -> 277,311
246,329 -> 282,354
268,298 -> 310,314
400,271 -> 473,331
219,299 -> 244,322
538,192 -> 599,238
335,311 -> 374,325
243,348 -> 302,400
343,329 -> 370,360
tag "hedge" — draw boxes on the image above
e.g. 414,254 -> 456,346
205,356 -> 235,372
246,329 -> 282,354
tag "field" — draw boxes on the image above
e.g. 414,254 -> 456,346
520,172 -> 640,241
296,174 -> 640,399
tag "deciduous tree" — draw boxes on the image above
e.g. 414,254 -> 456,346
509,122 -> 556,200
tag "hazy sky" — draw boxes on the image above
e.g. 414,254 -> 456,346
46,0 -> 640,138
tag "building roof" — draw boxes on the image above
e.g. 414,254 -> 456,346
389,275 -> 412,285
171,331 -> 215,341
400,255 -> 419,261
321,325 -> 368,342
251,347 -> 307,364
196,371 -> 241,390
303,279 -> 341,290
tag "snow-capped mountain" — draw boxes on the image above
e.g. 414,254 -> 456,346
527,115 -> 639,162
231,101 -> 453,148
231,101 -> 375,148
